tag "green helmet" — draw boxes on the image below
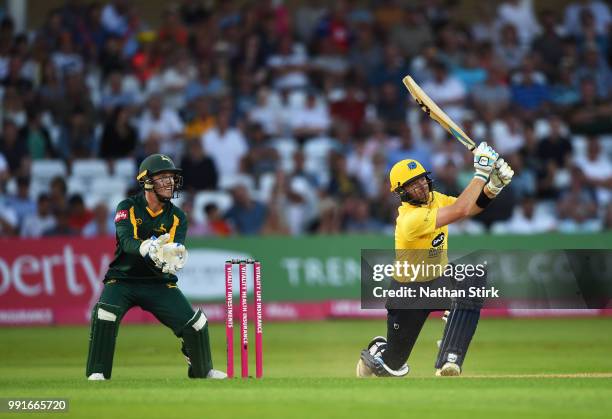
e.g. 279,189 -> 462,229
136,154 -> 183,199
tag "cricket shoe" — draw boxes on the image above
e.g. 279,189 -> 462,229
435,362 -> 461,377
206,369 -> 228,379
87,373 -> 106,381
357,336 -> 409,378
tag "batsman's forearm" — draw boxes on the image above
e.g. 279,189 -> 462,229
458,177 -> 487,216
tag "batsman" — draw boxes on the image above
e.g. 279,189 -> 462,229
86,154 -> 226,380
357,142 -> 514,377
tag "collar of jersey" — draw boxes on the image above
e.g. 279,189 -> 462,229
136,193 -> 165,217
146,206 -> 164,217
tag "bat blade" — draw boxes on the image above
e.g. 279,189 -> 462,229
402,75 -> 477,152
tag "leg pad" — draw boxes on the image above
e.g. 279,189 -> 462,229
180,310 -> 213,378
86,303 -> 122,379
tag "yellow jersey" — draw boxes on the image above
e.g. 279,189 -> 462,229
394,191 -> 457,282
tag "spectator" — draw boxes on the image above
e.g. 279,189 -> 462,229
180,140 -> 218,191
574,137 -> 612,206
0,197 -> 18,237
345,200 -> 381,233
563,0 -> 611,37
184,96 -> 216,141
49,176 -> 68,212
574,47 -> 611,99
495,23 -> 528,70
6,176 -> 36,227
330,83 -> 367,136
569,78 -> 612,135
184,61 -> 226,102
510,57 -> 550,116
201,109 -> 248,179
471,65 -> 511,117
557,167 -> 600,232
99,106 -> 138,159
327,153 -> 362,199
0,119 -> 28,176
386,124 -> 432,173
138,94 -> 184,159
421,61 -> 467,124
531,10 -> 564,80
537,115 -> 573,170
389,6 -> 433,58
100,71 -> 139,112
43,208 -> 78,236
21,193 -> 56,238
493,195 -> 557,234
289,91 -> 331,141
266,35 -> 309,91
67,194 -> 94,233
375,82 -> 407,131
225,184 -> 267,235
497,0 -> 541,46
193,203 -> 232,236
58,108 -> 95,160
20,108 -> 56,160
82,203 -> 114,237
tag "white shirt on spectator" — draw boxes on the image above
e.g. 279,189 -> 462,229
288,102 -> 331,133
249,103 -> 281,136
497,0 -> 541,45
201,127 -> 248,178
21,213 -> 56,238
267,43 -> 309,90
101,3 -> 128,36
564,0 -> 611,36
575,154 -> 612,205
420,76 -> 466,123
493,206 -> 557,234
138,109 -> 184,157
491,120 -> 525,155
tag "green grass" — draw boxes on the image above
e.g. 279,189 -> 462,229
1,318 -> 612,418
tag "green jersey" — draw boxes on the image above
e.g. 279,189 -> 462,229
106,193 -> 188,283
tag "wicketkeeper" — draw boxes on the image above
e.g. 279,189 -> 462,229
86,154 -> 226,380
357,143 -> 514,377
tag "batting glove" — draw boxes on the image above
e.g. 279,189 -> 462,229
473,142 -> 499,181
485,158 -> 514,196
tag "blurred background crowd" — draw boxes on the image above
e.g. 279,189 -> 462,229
0,0 -> 611,238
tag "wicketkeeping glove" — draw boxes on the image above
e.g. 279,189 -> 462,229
473,142 -> 499,181
159,243 -> 188,275
139,233 -> 171,269
485,158 -> 514,196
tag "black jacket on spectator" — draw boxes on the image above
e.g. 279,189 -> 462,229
537,136 -> 573,168
99,122 -> 138,159
180,154 -> 219,191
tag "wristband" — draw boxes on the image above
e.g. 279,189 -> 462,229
474,173 -> 488,182
476,189 -> 493,209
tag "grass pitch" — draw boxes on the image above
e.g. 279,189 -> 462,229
1,318 -> 611,418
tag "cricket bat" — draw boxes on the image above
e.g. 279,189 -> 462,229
402,75 -> 477,153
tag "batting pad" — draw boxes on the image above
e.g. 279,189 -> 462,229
180,309 -> 213,378
435,304 -> 481,369
86,302 -> 122,379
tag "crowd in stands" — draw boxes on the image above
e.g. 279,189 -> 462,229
0,0 -> 611,238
